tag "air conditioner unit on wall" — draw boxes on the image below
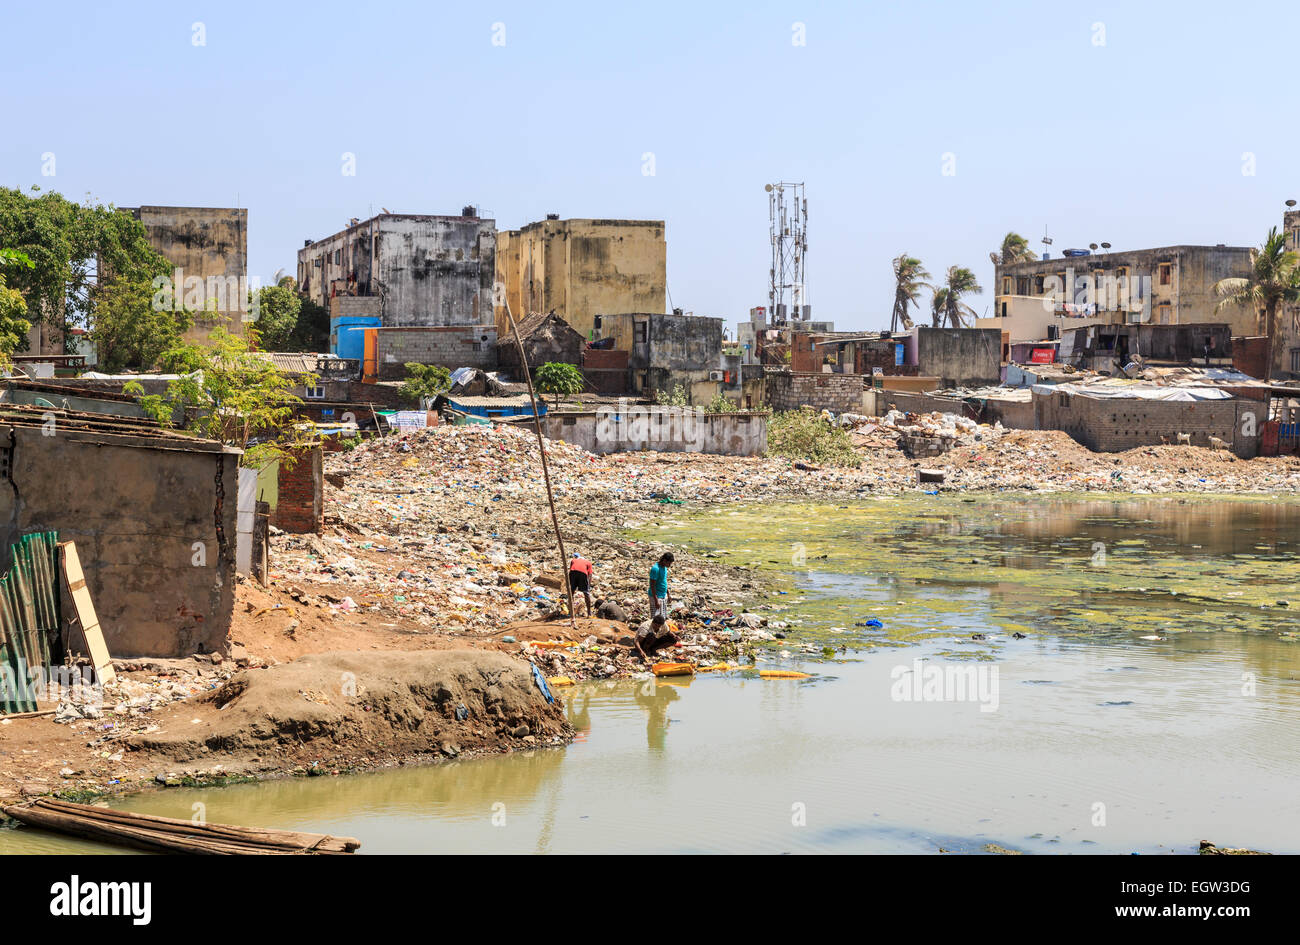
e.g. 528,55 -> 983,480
709,370 -> 724,381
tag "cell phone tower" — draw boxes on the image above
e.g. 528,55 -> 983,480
766,181 -> 808,324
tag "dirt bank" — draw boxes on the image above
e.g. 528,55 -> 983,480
0,650 -> 568,809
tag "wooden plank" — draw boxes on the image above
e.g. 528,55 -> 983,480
35,799 -> 359,852
3,799 -> 359,854
56,542 -> 114,685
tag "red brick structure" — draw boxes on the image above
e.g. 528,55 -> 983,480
273,446 -> 324,534
1232,336 -> 1269,379
581,347 -> 630,394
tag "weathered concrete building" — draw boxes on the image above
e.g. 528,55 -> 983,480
0,406 -> 237,658
595,312 -> 726,403
494,218 -> 667,341
127,206 -> 249,345
911,327 -> 1003,388
297,209 -> 496,328
992,245 -> 1255,337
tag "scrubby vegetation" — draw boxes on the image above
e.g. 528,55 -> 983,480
766,410 -> 860,467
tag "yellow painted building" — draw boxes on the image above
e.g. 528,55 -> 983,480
494,217 -> 666,340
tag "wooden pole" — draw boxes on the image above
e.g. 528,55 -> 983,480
504,303 -> 577,631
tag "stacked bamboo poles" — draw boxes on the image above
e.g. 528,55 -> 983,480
0,532 -> 61,714
3,799 -> 360,854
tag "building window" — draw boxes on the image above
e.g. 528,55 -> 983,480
1155,302 -> 1173,325
1034,275 -> 1045,294
634,321 -> 648,343
1291,348 -> 1300,374
1158,263 -> 1171,285
333,249 -> 341,265
305,384 -> 325,400
1016,277 -> 1029,295
1001,276 -> 1012,294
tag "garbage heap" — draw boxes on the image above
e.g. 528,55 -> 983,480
842,410 -> 1004,458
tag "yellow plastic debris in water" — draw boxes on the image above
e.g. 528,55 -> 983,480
697,663 -> 731,672
549,676 -> 575,686
759,670 -> 811,679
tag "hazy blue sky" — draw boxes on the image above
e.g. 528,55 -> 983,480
2,0 -> 1296,333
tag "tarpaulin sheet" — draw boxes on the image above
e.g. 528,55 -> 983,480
1034,384 -> 1232,402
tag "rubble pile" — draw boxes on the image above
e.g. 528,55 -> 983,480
519,607 -> 791,682
257,420 -> 1300,675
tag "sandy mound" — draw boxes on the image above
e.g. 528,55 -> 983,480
128,650 -> 570,771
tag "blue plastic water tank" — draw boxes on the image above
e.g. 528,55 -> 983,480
331,316 -> 380,360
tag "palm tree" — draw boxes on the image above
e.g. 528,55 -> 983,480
929,287 -> 949,328
890,254 -> 930,331
1214,227 -> 1300,379
997,232 -> 1037,265
941,266 -> 983,327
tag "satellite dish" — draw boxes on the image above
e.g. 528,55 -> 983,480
764,184 -> 773,193
272,268 -> 286,284
1287,199 -> 1297,208
901,314 -> 915,330
1101,242 -> 1112,250
1089,243 -> 1098,250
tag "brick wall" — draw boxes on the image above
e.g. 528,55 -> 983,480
1033,390 -> 1258,457
272,446 -> 323,533
582,347 -> 630,394
766,372 -> 865,413
1232,336 -> 1269,379
376,326 -> 497,379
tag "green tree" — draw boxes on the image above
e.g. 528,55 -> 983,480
289,294 -> 330,351
940,266 -> 983,328
890,254 -> 930,331
127,326 -> 312,468
399,362 -> 451,404
705,392 -> 736,413
929,286 -> 949,328
996,232 -> 1037,265
0,187 -> 173,354
0,249 -> 34,367
654,382 -> 689,406
252,276 -> 302,350
1214,227 -> 1300,379
534,361 -> 584,396
93,276 -> 192,372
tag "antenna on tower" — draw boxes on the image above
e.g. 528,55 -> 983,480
767,181 -> 808,325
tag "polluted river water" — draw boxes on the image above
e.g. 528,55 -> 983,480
5,493 -> 1300,855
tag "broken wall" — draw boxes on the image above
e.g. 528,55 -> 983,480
0,424 -> 237,658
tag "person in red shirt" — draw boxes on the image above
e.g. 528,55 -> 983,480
567,553 -> 595,617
